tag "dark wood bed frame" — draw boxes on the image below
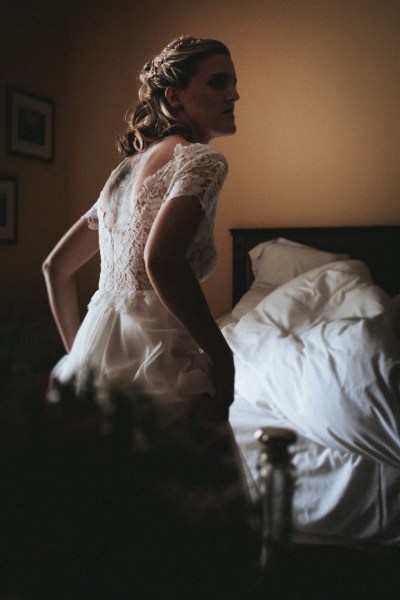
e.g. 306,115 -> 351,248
230,225 -> 400,307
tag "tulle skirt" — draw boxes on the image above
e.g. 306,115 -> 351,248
51,291 -> 215,404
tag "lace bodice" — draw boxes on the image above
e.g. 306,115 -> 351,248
84,143 -> 228,311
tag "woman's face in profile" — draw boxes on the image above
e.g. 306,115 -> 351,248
175,53 -> 239,143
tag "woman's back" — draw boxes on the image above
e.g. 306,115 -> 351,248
85,141 -> 228,312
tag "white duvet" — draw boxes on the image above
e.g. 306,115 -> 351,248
223,260 -> 400,543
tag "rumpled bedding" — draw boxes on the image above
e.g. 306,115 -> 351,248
223,259 -> 400,544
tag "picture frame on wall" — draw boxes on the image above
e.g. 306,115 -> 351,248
7,87 -> 55,162
0,176 -> 18,243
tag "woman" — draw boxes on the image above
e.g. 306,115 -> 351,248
43,36 -> 239,422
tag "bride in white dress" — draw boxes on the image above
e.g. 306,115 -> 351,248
43,36 -> 239,422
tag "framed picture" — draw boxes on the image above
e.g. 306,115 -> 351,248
7,87 -> 55,162
0,176 -> 18,243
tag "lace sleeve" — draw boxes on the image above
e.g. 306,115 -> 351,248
165,145 -> 228,223
83,201 -> 99,230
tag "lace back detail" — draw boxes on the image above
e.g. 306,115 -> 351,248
83,143 -> 228,311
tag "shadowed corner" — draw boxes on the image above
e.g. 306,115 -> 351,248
1,364 -> 260,600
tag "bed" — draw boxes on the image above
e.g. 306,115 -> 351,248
221,226 -> 400,596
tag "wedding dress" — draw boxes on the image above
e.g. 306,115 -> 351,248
51,142 -> 228,403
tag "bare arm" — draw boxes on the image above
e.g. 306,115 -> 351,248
42,219 -> 99,352
144,196 -> 234,421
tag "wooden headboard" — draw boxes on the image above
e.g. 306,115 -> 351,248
230,225 -> 400,307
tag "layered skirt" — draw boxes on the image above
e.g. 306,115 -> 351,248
51,290 -> 215,404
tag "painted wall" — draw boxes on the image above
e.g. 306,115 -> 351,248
0,0 -> 69,321
2,0 -> 400,323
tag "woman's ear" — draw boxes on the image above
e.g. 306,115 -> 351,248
165,87 -> 183,110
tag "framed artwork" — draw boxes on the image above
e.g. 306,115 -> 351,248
7,87 -> 55,162
0,176 -> 18,243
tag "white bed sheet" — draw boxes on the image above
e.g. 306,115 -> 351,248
230,393 -> 400,545
223,259 -> 400,545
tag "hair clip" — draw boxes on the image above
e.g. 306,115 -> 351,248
172,37 -> 201,51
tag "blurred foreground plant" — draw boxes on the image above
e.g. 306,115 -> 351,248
1,364 -> 259,600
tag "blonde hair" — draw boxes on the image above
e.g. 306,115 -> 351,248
117,36 -> 230,156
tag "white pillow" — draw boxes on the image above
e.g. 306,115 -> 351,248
249,237 -> 349,287
232,283 -> 277,320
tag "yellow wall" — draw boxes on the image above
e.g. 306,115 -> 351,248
2,0 -> 400,322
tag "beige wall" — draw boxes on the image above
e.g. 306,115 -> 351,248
2,0 -> 400,322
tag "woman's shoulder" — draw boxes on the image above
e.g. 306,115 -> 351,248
150,135 -> 189,161
172,140 -> 228,171
174,139 -> 226,159
132,136 -> 186,187
143,136 -> 227,177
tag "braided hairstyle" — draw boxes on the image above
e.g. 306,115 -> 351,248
117,36 -> 230,156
